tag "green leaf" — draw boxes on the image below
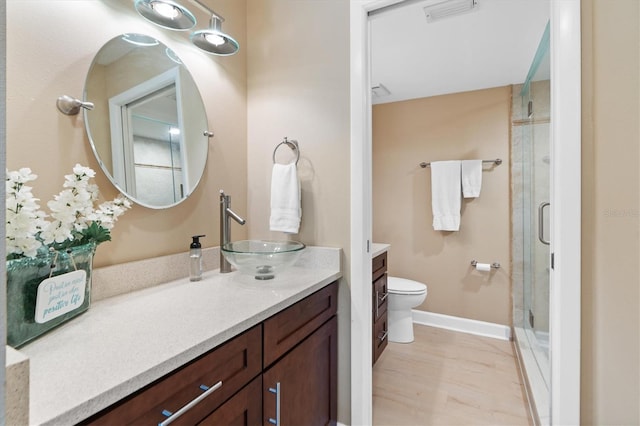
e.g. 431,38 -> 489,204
80,222 -> 112,245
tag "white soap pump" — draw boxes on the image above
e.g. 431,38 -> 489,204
189,235 -> 206,281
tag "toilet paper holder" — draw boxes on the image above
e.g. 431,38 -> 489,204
471,260 -> 501,269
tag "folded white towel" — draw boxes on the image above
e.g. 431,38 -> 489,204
270,163 -> 301,234
462,160 -> 483,198
431,161 -> 461,231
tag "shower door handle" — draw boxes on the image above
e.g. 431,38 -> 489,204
538,202 -> 550,245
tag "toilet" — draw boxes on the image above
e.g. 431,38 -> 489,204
387,276 -> 428,343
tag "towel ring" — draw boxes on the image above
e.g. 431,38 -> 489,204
272,137 -> 300,165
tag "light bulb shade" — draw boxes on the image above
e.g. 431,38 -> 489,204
165,47 -> 183,64
190,16 -> 239,55
121,33 -> 160,47
135,0 -> 196,31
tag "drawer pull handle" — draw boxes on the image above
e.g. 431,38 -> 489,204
376,291 -> 387,318
267,382 -> 281,425
158,380 -> 223,426
378,330 -> 388,342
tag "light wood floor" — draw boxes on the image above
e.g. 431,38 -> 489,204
373,324 -> 532,426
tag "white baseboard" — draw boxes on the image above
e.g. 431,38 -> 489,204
412,310 -> 511,341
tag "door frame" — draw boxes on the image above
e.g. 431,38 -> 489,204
349,0 -> 582,424
549,0 -> 581,423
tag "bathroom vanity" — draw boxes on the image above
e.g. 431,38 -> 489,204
372,244 -> 390,365
84,283 -> 338,425
18,247 -> 341,425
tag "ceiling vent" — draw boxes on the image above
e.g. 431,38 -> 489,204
423,0 -> 477,23
372,83 -> 391,98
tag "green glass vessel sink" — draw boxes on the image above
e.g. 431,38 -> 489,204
221,240 -> 305,280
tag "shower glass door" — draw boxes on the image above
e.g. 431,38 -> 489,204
515,21 -> 551,423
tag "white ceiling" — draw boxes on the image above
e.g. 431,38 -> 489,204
370,0 -> 550,104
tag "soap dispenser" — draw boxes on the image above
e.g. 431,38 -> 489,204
189,235 -> 206,281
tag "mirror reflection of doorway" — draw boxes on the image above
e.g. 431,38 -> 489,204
108,67 -> 188,206
128,85 -> 184,206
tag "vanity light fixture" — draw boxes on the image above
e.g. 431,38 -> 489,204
189,0 -> 239,56
190,13 -> 239,55
133,0 -> 239,56
134,0 -> 197,31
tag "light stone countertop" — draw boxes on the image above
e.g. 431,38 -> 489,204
19,247 -> 342,425
6,346 -> 29,425
372,243 -> 390,258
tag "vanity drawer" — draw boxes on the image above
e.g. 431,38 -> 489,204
373,252 -> 387,281
84,325 -> 262,425
373,311 -> 389,365
373,273 -> 388,320
263,281 -> 338,368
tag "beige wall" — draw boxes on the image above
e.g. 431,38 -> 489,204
373,87 -> 512,326
7,0 -> 353,419
6,0 -> 248,268
9,1 -> 640,424
581,0 -> 640,424
246,0 -> 351,422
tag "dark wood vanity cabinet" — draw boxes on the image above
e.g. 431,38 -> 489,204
83,281 -> 338,426
263,283 -> 338,425
372,252 -> 388,365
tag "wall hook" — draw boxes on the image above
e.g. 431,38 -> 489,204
56,95 -> 94,116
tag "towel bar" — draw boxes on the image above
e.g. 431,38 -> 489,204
272,137 -> 300,165
419,158 -> 502,168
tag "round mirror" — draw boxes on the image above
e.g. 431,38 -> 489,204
84,33 -> 209,209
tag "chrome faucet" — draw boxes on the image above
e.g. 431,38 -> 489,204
219,190 -> 246,273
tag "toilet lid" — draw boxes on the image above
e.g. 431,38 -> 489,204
387,277 -> 427,295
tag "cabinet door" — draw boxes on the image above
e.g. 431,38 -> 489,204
199,376 -> 262,426
263,316 -> 337,426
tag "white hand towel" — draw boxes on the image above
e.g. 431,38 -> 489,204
431,161 -> 461,231
462,159 -> 483,198
270,163 -> 301,234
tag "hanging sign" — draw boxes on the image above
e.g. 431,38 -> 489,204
34,270 -> 87,323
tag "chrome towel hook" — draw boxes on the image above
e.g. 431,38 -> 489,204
272,137 -> 300,165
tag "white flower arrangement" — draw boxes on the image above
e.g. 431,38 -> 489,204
6,164 -> 132,260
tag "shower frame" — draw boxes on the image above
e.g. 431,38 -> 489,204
512,21 -> 552,424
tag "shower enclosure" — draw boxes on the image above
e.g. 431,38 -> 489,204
512,21 -> 551,425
